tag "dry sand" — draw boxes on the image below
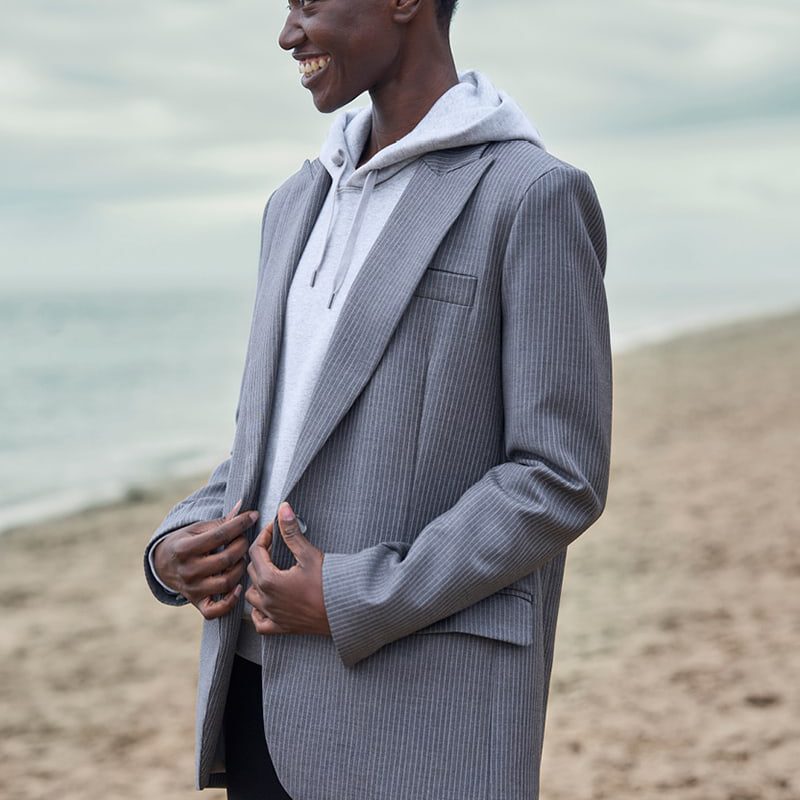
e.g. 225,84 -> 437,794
1,311 -> 798,800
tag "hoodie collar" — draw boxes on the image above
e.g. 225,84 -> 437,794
319,69 -> 545,188
312,69 -> 545,308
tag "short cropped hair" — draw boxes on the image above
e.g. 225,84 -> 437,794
435,0 -> 459,29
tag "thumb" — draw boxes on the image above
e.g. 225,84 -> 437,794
276,502 -> 312,563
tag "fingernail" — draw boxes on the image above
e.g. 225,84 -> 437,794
279,502 -> 294,522
248,511 -> 259,523
232,498 -> 243,514
234,584 -> 242,597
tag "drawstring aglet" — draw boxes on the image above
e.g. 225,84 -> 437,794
310,268 -> 318,287
327,291 -> 336,309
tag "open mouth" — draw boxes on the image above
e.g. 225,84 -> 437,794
299,55 -> 331,84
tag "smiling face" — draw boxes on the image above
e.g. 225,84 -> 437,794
278,0 -> 405,113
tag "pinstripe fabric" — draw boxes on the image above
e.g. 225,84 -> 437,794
143,140 -> 611,798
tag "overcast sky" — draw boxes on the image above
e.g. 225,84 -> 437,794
2,0 -> 798,335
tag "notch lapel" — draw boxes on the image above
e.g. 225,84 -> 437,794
232,161 -> 332,513
277,148 -> 495,515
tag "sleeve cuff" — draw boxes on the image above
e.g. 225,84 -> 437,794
321,551 -> 372,668
147,538 -> 182,595
143,530 -> 190,607
321,542 -> 411,669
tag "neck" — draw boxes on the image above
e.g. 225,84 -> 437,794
358,48 -> 459,167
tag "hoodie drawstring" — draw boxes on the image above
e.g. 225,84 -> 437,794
327,168 -> 378,309
310,148 -> 345,288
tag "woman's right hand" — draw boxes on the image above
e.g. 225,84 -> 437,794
152,500 -> 259,619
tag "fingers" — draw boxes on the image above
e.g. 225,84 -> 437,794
196,583 -> 242,620
248,524 -> 278,592
276,502 -> 311,564
244,582 -> 277,630
251,606 -> 286,635
249,521 -> 274,570
193,558 -> 247,599
246,559 -> 270,592
255,519 -> 274,548
190,508 -> 259,554
192,533 -> 250,579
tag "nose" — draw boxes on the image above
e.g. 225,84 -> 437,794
278,10 -> 305,51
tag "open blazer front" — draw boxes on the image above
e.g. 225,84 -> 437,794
144,139 -> 612,800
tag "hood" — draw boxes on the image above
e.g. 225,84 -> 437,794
320,68 -> 546,187
311,69 -> 545,308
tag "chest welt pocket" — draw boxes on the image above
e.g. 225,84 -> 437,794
412,268 -> 477,307
412,588 -> 534,646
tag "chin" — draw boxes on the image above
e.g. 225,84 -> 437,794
310,84 -> 364,115
311,95 -> 341,114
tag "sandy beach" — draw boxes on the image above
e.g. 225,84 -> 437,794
1,310 -> 798,800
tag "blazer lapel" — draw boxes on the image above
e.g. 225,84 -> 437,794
219,161 -> 331,652
234,161 -> 332,512
277,147 -> 495,510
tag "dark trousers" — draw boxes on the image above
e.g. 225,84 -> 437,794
223,654 -> 294,800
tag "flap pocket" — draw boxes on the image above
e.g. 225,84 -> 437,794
413,588 -> 533,646
413,268 -> 477,307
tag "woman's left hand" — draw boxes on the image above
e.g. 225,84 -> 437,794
246,501 -> 331,636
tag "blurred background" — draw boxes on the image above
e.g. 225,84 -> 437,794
1,1 -> 798,799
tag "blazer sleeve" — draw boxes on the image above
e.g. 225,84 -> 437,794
321,164 -> 612,667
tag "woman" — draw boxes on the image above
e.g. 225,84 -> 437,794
145,1 -> 612,798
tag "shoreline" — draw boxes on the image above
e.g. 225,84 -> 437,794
609,300 -> 800,353
2,304 -> 797,539
0,468 -> 215,540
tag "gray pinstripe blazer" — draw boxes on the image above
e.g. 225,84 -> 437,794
143,139 -> 611,799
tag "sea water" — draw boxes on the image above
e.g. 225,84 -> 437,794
0,289 -> 250,532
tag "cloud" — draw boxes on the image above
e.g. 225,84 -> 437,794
458,0 -> 799,140
1,0 -> 798,299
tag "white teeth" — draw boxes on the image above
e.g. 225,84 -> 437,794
298,56 -> 331,77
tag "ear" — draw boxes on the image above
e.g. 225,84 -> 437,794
391,0 -> 424,25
